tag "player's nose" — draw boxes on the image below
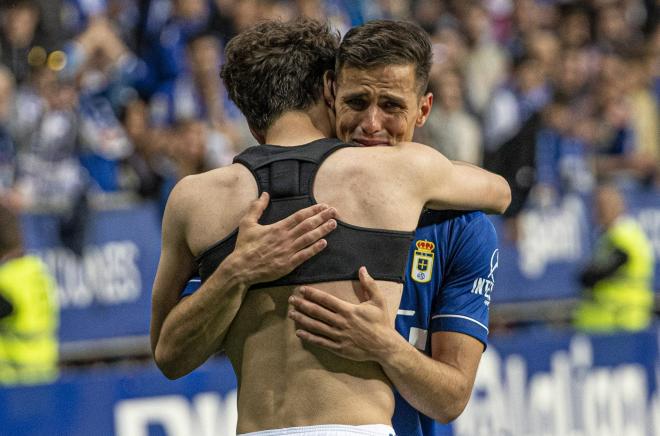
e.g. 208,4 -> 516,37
360,106 -> 383,135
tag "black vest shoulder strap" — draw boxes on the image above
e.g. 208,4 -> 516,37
233,138 -> 354,200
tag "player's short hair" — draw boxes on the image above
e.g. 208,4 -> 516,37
0,204 -> 22,257
337,20 -> 433,95
220,19 -> 339,135
0,0 -> 38,12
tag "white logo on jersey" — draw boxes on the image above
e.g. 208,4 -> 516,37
488,249 -> 499,281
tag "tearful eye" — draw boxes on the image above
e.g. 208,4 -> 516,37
382,101 -> 402,111
345,99 -> 368,111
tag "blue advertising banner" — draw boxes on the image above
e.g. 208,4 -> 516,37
628,190 -> 660,291
3,327 -> 660,436
455,327 -> 660,436
491,190 -> 660,303
21,202 -> 162,343
0,357 -> 237,436
491,194 -> 591,303
17,190 -> 660,345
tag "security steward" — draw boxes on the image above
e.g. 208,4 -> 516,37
0,204 -> 58,385
573,184 -> 655,332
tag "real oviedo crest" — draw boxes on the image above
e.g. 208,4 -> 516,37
411,239 -> 435,283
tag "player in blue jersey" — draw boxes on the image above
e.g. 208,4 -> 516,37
178,20 -> 501,436
396,210 -> 497,435
284,22 -> 501,434
289,209 -> 497,436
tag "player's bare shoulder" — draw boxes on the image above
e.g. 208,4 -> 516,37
394,141 -> 450,160
168,164 -> 256,208
328,145 -> 400,177
343,142 -> 449,182
393,141 -> 452,175
164,164 -> 258,256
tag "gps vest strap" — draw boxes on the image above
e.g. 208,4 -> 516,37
195,138 -> 414,288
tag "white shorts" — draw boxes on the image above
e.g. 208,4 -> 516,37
238,424 -> 396,436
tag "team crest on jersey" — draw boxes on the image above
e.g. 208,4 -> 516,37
411,240 -> 435,283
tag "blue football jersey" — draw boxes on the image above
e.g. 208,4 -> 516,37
393,210 -> 498,436
178,210 -> 499,436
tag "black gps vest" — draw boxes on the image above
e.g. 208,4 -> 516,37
195,138 -> 414,288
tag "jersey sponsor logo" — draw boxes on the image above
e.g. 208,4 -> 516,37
471,249 -> 499,306
489,249 -> 499,281
411,239 -> 435,283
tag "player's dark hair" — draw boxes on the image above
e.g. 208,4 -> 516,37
0,204 -> 22,257
337,20 -> 432,95
220,19 -> 339,135
0,0 -> 38,12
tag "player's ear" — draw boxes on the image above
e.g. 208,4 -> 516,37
416,92 -> 433,127
323,70 -> 336,109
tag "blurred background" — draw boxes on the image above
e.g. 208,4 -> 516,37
0,0 -> 658,435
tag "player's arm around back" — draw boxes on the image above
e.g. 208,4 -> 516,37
152,173 -> 339,379
399,142 -> 511,214
150,175 -> 241,379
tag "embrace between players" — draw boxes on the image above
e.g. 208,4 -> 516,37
151,18 -> 510,436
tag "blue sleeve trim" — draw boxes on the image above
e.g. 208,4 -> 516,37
431,314 -> 489,349
180,277 -> 201,299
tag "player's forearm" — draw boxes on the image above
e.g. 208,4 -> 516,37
154,254 -> 250,379
451,161 -> 511,215
377,335 -> 473,424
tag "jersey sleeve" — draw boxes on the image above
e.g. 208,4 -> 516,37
179,276 -> 202,299
430,215 -> 499,348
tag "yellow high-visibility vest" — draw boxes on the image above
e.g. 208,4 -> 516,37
0,255 -> 59,385
574,217 -> 655,333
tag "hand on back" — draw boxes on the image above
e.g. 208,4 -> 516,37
232,192 -> 339,285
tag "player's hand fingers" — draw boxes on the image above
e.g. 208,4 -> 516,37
280,203 -> 331,230
289,239 -> 328,267
359,266 -> 384,306
288,309 -> 340,339
241,192 -> 270,226
289,293 -> 346,328
291,219 -> 336,251
289,207 -> 337,239
297,285 -> 351,316
295,329 -> 341,352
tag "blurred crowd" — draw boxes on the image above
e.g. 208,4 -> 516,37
0,0 -> 657,232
